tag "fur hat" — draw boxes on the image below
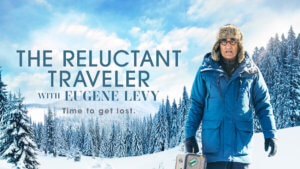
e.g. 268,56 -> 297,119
211,24 -> 244,63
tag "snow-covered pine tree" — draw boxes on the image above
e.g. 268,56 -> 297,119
65,125 -> 73,153
152,101 -> 169,152
55,120 -> 67,156
70,127 -> 80,157
94,118 -> 101,157
41,114 -> 48,154
146,115 -> 153,153
272,34 -> 287,129
280,32 -> 291,128
0,69 -> 8,122
82,127 -> 93,156
148,113 -> 157,154
78,120 -> 86,153
142,115 -> 152,154
130,120 -> 143,156
165,96 -> 171,146
99,127 -> 108,158
252,47 -> 264,132
281,33 -> 287,59
32,122 -> 38,144
118,129 -> 127,157
155,106 -> 165,153
114,123 -> 125,157
136,122 -> 144,156
0,71 -> 8,155
256,47 -> 266,68
252,47 -> 260,64
175,97 -> 182,144
123,115 -> 133,156
87,118 -> 96,157
45,108 -> 55,155
162,101 -> 169,151
107,123 -> 116,157
33,122 -> 43,149
295,33 -> 300,125
52,115 -> 60,157
169,99 -> 178,148
178,87 -> 191,144
265,37 -> 278,90
0,92 -> 39,169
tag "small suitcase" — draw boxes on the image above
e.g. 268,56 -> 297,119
175,153 -> 207,169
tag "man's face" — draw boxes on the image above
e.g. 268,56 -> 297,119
220,38 -> 238,61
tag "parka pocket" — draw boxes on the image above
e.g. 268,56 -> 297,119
234,121 -> 253,155
201,120 -> 222,153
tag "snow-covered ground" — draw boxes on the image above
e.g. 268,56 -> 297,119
1,126 -> 299,169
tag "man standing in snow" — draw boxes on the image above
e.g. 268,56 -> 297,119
185,24 -> 277,169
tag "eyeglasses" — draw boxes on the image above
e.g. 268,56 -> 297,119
219,38 -> 238,46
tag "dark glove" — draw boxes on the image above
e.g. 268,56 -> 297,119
265,138 -> 277,157
184,136 -> 199,153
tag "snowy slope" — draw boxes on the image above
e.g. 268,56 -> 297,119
0,126 -> 299,169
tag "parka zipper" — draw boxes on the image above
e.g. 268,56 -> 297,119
206,94 -> 210,110
217,76 -> 223,98
236,75 -> 242,101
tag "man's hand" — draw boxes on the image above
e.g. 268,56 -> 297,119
184,136 -> 199,153
265,138 -> 277,157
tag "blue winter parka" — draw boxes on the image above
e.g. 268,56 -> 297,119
185,52 -> 277,163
